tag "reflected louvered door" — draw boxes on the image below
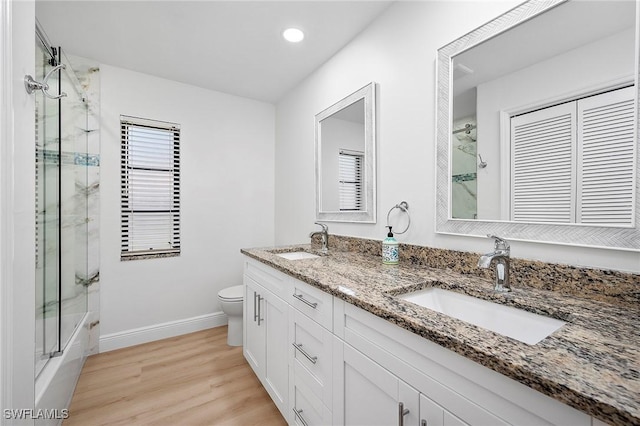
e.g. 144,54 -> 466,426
511,102 -> 577,223
577,86 -> 635,226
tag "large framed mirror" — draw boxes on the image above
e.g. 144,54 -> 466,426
316,82 -> 377,222
436,0 -> 640,250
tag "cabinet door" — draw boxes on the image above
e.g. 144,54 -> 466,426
420,394 -> 444,426
244,275 -> 265,377
263,288 -> 289,416
290,374 -> 332,426
420,394 -> 469,426
335,341 -> 419,426
443,412 -> 467,426
243,274 -> 289,417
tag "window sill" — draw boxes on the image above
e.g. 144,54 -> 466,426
120,252 -> 180,261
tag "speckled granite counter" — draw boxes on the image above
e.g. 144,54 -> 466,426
241,244 -> 640,425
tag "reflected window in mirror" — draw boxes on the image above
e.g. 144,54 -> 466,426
338,149 -> 364,211
316,83 -> 376,223
437,0 -> 639,250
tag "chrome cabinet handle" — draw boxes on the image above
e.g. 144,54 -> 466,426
398,402 -> 410,426
292,342 -> 318,364
293,293 -> 318,309
293,408 -> 309,426
421,420 -> 427,426
253,291 -> 258,322
257,295 -> 264,326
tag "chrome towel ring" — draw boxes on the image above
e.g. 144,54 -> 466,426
386,201 -> 410,234
24,64 -> 67,100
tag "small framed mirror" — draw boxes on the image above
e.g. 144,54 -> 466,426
315,82 -> 376,223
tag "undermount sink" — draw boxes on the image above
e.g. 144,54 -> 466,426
398,287 -> 565,345
276,251 -> 320,260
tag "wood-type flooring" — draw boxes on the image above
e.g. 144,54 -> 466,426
63,327 -> 287,426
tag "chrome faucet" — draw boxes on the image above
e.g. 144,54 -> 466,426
309,222 -> 329,254
478,235 -> 511,292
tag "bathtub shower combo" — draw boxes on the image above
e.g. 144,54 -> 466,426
31,22 -> 96,420
451,117 -> 478,219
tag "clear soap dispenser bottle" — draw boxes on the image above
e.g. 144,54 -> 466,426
382,226 -> 399,265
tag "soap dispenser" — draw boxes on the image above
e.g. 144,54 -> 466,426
382,226 -> 399,265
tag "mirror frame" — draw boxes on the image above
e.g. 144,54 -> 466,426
315,82 -> 377,223
435,0 -> 640,251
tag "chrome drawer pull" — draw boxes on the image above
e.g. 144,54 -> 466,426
253,291 -> 258,322
257,295 -> 264,326
293,293 -> 318,309
398,402 -> 410,426
293,408 -> 309,426
292,342 -> 318,364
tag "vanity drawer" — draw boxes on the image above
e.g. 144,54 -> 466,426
290,278 -> 333,331
289,372 -> 332,426
244,257 -> 291,300
290,308 -> 333,405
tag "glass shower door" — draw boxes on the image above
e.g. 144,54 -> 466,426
34,38 -> 61,377
34,32 -> 89,377
59,46 -> 89,350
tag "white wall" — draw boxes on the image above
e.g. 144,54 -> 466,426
100,65 -> 275,348
275,1 -> 640,273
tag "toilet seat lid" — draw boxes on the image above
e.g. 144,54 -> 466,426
218,285 -> 244,301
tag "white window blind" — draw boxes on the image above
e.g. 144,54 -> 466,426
511,86 -> 635,226
339,149 -> 364,211
120,116 -> 180,258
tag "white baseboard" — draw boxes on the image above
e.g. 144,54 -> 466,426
99,312 -> 227,353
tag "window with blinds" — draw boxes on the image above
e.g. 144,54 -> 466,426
510,86 -> 635,226
338,149 -> 364,211
120,116 -> 180,259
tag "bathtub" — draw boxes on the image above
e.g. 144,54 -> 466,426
34,313 -> 89,426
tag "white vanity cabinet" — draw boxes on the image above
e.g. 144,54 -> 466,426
333,338 -> 479,426
333,339 -> 420,426
243,259 -> 291,418
243,258 -> 601,426
333,300 -> 591,426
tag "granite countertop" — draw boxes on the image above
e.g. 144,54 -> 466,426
241,244 -> 640,425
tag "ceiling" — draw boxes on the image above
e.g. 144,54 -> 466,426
35,1 -> 394,103
452,0 -> 635,96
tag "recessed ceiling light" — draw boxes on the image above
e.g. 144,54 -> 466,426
283,28 -> 304,43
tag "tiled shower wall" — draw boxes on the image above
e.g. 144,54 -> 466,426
70,54 -> 101,355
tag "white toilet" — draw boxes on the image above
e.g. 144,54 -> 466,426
218,285 -> 244,346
